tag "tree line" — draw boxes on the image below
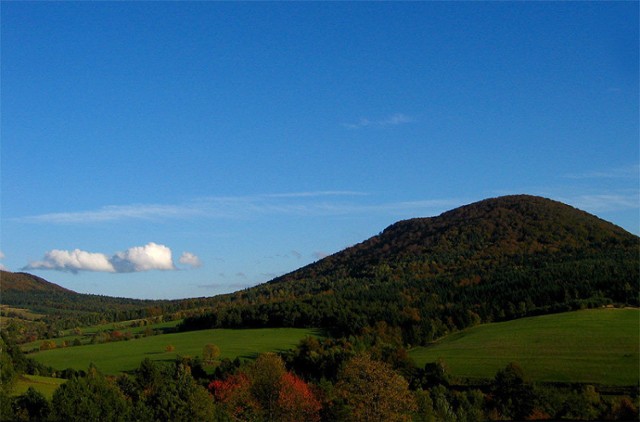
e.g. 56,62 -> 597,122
2,330 -> 638,421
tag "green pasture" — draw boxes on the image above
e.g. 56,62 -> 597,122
13,375 -> 66,399
409,308 -> 639,386
30,327 -> 321,375
20,319 -> 183,352
60,318 -> 182,336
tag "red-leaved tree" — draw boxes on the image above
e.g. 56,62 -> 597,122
277,372 -> 321,422
209,373 -> 261,421
208,353 -> 321,422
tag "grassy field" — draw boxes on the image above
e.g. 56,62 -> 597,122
59,319 -> 182,336
409,308 -> 639,386
20,319 -> 183,352
13,375 -> 66,399
30,327 -> 321,375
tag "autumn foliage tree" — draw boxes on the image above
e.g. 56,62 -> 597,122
335,353 -> 416,422
210,372 -> 261,421
203,343 -> 221,364
209,353 -> 320,422
276,372 -> 321,422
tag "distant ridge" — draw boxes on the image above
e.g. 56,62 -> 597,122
0,270 -> 161,322
0,271 -> 76,294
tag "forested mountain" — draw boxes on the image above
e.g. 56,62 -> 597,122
3,195 -> 639,344
181,195 -> 639,343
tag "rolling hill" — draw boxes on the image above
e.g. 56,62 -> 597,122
1,271 -> 75,294
0,270 -> 165,332
181,195 -> 639,343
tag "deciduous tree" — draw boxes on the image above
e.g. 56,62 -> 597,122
336,353 -> 416,422
209,353 -> 321,422
203,343 -> 221,364
277,372 -> 321,422
51,365 -> 131,422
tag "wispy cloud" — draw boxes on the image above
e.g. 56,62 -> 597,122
343,113 -> 414,129
492,187 -> 639,215
179,252 -> 202,268
564,164 -> 639,180
16,192 -> 460,225
197,281 -> 256,292
262,191 -> 368,198
19,204 -> 206,224
23,242 -> 201,274
312,251 -> 330,260
562,193 -> 640,213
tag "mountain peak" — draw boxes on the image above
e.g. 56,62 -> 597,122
271,194 -> 637,284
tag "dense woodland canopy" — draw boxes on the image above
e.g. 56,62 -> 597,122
178,195 -> 639,342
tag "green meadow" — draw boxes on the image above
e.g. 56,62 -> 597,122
20,319 -> 183,352
30,327 -> 321,375
13,375 -> 66,399
409,308 -> 639,386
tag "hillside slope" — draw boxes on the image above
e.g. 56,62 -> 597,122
1,271 -> 75,294
1,270 -> 164,331
408,308 -> 639,385
270,194 -> 635,285
182,195 -> 639,343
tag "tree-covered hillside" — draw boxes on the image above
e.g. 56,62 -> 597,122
181,195 -> 639,343
3,195 -> 638,345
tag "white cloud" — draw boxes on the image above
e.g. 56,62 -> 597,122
26,249 -> 115,273
24,242 -> 183,274
0,252 -> 7,271
111,243 -> 175,272
179,252 -> 202,268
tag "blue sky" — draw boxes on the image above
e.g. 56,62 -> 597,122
2,2 -> 638,299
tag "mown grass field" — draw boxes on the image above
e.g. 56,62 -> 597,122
30,327 -> 321,375
409,308 -> 639,386
13,375 -> 66,399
